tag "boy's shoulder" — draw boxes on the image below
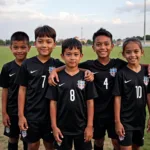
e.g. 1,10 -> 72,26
2,60 -> 15,69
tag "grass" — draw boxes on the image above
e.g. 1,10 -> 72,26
0,46 -> 150,149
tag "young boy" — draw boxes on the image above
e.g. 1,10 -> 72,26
0,31 -> 30,150
46,38 -> 98,150
16,25 -> 64,150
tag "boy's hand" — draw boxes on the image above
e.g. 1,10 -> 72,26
84,70 -> 94,82
2,113 -> 10,127
19,116 -> 28,131
115,122 -> 125,137
48,69 -> 59,86
52,126 -> 63,143
84,126 -> 93,142
147,118 -> 150,133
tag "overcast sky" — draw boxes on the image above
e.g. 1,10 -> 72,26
0,0 -> 150,40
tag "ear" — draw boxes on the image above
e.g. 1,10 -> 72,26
61,54 -> 64,60
34,41 -> 36,47
80,53 -> 83,58
92,45 -> 96,52
141,50 -> 144,56
10,45 -> 12,51
111,43 -> 114,49
53,42 -> 56,49
28,45 -> 31,52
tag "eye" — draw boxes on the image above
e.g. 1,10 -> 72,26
13,46 -> 18,49
47,41 -> 52,44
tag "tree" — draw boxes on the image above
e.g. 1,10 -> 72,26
87,39 -> 93,45
0,39 -> 5,45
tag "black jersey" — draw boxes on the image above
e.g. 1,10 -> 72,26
79,58 -> 126,118
112,66 -> 150,130
46,70 -> 98,136
16,56 -> 64,121
0,60 -> 20,116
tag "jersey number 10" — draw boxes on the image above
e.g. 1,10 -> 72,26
135,86 -> 142,99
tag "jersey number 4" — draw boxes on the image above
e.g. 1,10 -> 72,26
104,78 -> 108,89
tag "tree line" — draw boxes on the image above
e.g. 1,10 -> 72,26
0,35 -> 150,46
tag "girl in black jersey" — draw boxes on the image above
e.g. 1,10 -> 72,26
113,38 -> 150,150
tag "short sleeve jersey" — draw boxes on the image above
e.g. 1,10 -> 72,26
112,66 -> 150,130
16,56 -> 64,121
0,60 -> 20,116
79,58 -> 127,118
46,70 -> 98,136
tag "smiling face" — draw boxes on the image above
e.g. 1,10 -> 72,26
10,40 -> 30,61
122,41 -> 144,65
92,35 -> 114,59
35,36 -> 56,57
61,48 -> 83,69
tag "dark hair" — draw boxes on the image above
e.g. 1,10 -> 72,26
123,37 -> 143,52
35,25 -> 56,42
62,38 -> 82,54
11,31 -> 29,45
92,28 -> 113,44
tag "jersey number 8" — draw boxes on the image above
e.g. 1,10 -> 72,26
70,89 -> 75,101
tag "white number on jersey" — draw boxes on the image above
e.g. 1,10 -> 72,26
135,86 -> 142,99
42,75 -> 46,88
103,78 -> 108,89
70,89 -> 75,101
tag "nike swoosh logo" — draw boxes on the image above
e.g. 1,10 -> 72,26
93,72 -> 99,74
58,83 -> 65,87
124,80 -> 131,83
30,70 -> 38,74
9,73 -> 15,77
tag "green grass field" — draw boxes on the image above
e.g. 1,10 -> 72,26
0,46 -> 150,150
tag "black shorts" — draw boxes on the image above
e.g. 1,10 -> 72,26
4,115 -> 20,138
93,117 -> 117,139
21,120 -> 54,143
54,134 -> 92,150
118,129 -> 144,147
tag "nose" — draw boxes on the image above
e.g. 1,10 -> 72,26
42,42 -> 47,47
130,52 -> 135,57
17,47 -> 22,52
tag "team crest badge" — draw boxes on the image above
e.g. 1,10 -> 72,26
5,127 -> 10,133
21,130 -> 27,138
49,66 -> 55,73
143,76 -> 149,86
77,80 -> 85,90
110,68 -> 117,77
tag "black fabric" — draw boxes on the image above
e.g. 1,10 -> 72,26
16,56 -> 64,121
8,142 -> 18,150
4,115 -> 20,138
46,70 -> 97,135
113,66 -> 150,130
21,120 -> 54,143
79,58 -> 127,119
1,60 -> 20,115
54,134 -> 92,150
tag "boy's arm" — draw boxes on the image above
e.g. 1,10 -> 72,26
147,93 -> 150,132
84,99 -> 94,142
18,86 -> 28,131
2,88 -> 10,127
114,96 -> 125,137
50,100 -> 63,143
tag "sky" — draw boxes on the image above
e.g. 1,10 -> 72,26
0,0 -> 150,40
